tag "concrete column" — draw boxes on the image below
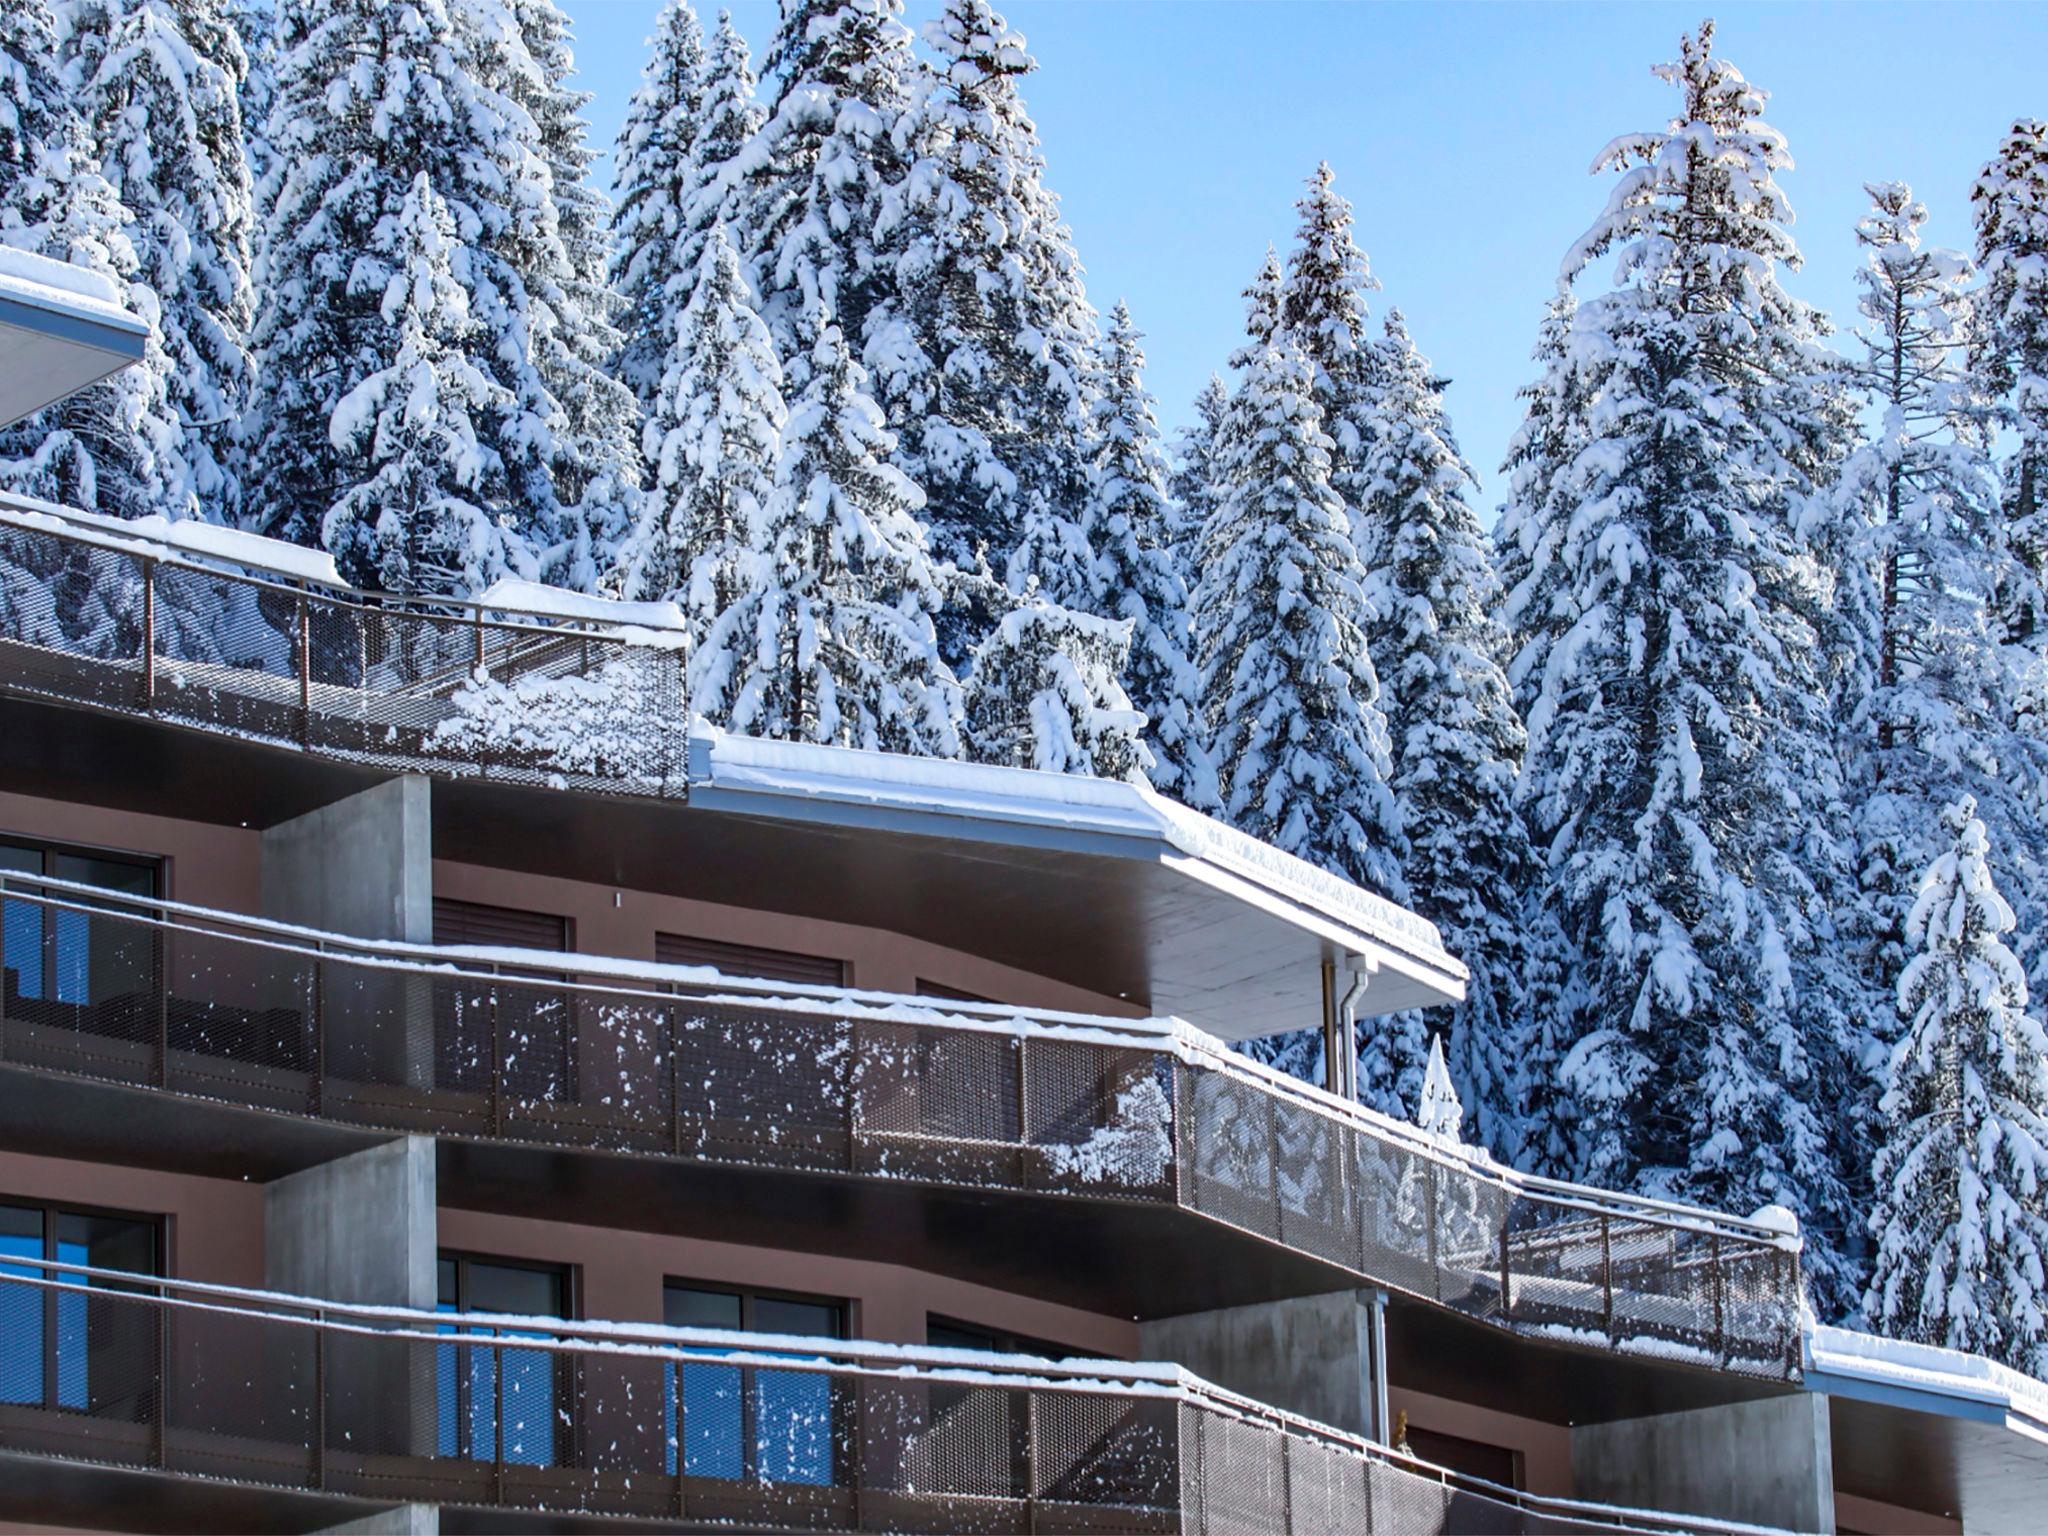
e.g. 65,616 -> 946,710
261,774 -> 432,942
265,1135 -> 436,1307
1141,1289 -> 1382,1440
268,1138 -> 439,1464
262,775 -> 434,1087
316,1505 -> 439,1535
1571,1392 -> 1835,1534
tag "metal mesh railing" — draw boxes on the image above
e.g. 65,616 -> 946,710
0,500 -> 688,797
0,1257 -> 1775,1534
0,876 -> 1804,1383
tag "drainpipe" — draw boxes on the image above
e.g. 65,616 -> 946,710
1334,963 -> 1370,1102
1320,959 -> 1342,1097
1365,1287 -> 1392,1445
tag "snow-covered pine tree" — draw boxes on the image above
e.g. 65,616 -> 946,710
1278,162 -> 1382,558
609,0 -> 704,410
1169,372 -> 1229,563
867,0 -> 1100,669
1,0 -> 183,524
1194,330 -> 1408,1106
512,0 -> 643,589
1494,287 -> 1582,726
677,10 -> 763,296
1415,1032 -> 1465,1144
964,598 -> 1148,780
1973,120 -> 2048,653
623,223 -> 784,646
1081,301 -> 1212,807
1866,797 -> 2048,1375
1822,181 -> 2048,1228
244,0 -> 571,592
1508,23 -> 1855,1298
1361,309 -> 1537,1160
694,319 -> 961,755
61,0 -> 255,523
322,172 -> 515,599
742,0 -> 918,373
225,1 -> 275,194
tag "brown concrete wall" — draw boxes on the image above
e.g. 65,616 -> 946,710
433,857 -> 1143,1015
0,789 -> 260,912
1388,1383 -> 1574,1499
0,787 -> 1137,1015
437,1205 -> 1139,1357
1835,1489 -> 1961,1534
0,1148 -> 264,1288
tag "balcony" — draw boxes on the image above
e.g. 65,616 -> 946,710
0,874 -> 1802,1383
0,1253 -> 1777,1534
0,496 -> 690,799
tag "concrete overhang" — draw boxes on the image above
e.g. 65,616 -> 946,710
685,727 -> 1467,1040
0,251 -> 149,427
1804,1324 -> 2048,1530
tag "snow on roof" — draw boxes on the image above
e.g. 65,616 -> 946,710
1806,1324 -> 2048,1426
0,246 -> 144,333
691,724 -> 1461,979
0,495 -> 346,587
475,578 -> 689,641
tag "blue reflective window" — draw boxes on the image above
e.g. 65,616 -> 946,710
662,1284 -> 843,1485
437,1254 -> 569,1467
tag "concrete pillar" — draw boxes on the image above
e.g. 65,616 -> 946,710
261,774 -> 433,942
1571,1392 -> 1835,1534
316,1505 -> 439,1535
262,775 -> 434,1087
268,1138 -> 439,1464
265,1135 -> 436,1307
1141,1289 -> 1387,1441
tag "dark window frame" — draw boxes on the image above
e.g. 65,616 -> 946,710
0,835 -> 162,1007
663,1277 -> 850,1486
435,1249 -> 578,1467
925,1313 -> 1098,1362
0,1193 -> 163,1416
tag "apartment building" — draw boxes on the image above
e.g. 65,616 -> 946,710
0,246 -> 2039,1536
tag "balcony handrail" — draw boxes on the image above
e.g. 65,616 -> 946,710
0,1252 -> 1783,1536
0,493 -> 678,639
0,869 -> 1801,1251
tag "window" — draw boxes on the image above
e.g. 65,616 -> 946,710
436,1253 -> 574,1467
656,933 -> 846,989
432,898 -> 570,953
431,900 -> 575,1102
926,1315 -> 1097,1361
0,839 -> 158,1020
915,980 -> 996,1005
1404,1425 -> 1523,1490
0,1198 -> 159,1418
663,1280 -> 847,1485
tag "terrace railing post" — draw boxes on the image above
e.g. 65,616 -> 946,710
1712,1231 -> 1726,1367
313,1309 -> 326,1490
1601,1214 -> 1615,1349
139,557 -> 155,706
296,594 -> 311,742
153,1289 -> 168,1470
1014,1037 -> 1031,1188
673,1346 -> 687,1520
153,922 -> 168,1089
489,984 -> 504,1138
309,948 -> 324,1119
1423,1158 -> 1440,1302
1499,1216 -> 1513,1322
493,1336 -> 506,1505
474,613 -> 486,675
669,1003 -> 684,1160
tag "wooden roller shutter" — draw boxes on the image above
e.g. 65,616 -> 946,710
432,897 -> 569,954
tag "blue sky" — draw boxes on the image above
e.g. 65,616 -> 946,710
565,0 -> 2048,514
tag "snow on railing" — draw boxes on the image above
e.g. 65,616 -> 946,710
0,872 -> 1804,1381
0,1252 -> 1786,1535
0,495 -> 690,795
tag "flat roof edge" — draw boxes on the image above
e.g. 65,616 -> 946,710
689,727 -> 1467,993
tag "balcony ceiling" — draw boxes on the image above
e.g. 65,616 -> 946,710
0,699 -> 1464,1040
0,256 -> 149,429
